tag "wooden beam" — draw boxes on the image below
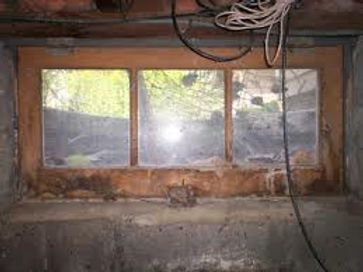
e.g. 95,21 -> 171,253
0,0 -> 362,38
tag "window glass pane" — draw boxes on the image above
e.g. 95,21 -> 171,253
139,70 -> 224,166
232,69 -> 318,164
42,69 -> 130,167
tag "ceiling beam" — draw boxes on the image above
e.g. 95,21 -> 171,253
0,0 -> 362,38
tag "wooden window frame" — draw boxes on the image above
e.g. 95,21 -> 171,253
18,46 -> 343,197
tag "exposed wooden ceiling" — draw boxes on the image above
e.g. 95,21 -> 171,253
0,0 -> 362,38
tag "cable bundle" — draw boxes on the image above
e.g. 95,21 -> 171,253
171,0 -> 253,62
215,0 -> 295,66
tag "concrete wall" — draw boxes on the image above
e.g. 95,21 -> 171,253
347,36 -> 363,199
0,43 -> 16,211
0,198 -> 362,272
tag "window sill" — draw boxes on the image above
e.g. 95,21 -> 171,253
4,197 -> 359,225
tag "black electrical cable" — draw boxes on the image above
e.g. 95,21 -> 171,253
195,1 -> 219,17
195,0 -> 218,10
280,13 -> 330,272
171,0 -> 253,62
195,0 -> 234,18
116,0 -> 134,15
195,0 -> 226,14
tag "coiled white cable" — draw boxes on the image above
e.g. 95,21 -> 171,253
215,0 -> 295,66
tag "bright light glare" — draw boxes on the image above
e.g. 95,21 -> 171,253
161,124 -> 183,143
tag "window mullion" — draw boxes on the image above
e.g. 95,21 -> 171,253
130,68 -> 138,166
225,69 -> 233,164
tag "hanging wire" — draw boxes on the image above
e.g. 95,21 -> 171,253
195,0 -> 228,16
215,0 -> 294,66
280,12 -> 330,272
171,0 -> 253,62
195,0 -> 219,11
116,0 -> 134,16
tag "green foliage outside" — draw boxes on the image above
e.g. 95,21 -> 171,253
42,69 -> 225,121
65,154 -> 92,167
141,70 -> 224,121
42,69 -> 130,118
42,69 -> 279,121
242,100 -> 280,113
261,100 -> 280,112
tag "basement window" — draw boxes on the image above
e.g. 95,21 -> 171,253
41,68 -> 318,168
18,47 -> 343,196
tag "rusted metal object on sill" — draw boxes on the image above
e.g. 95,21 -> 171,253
166,180 -> 197,208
